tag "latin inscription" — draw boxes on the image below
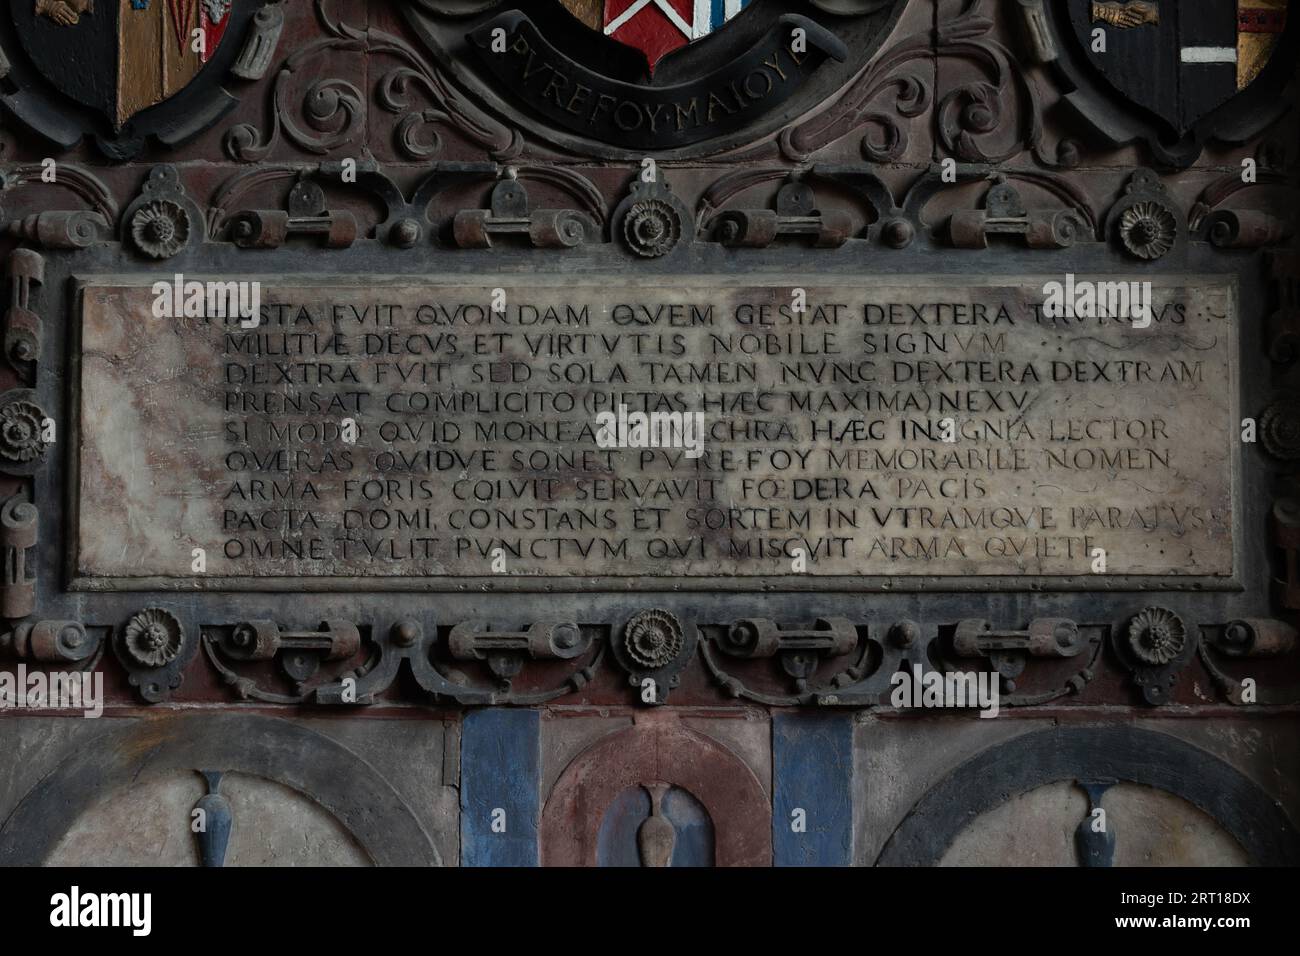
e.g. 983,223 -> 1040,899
73,277 -> 1237,586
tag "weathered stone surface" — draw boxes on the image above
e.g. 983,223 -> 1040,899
938,781 -> 1250,867
47,772 -> 371,867
73,275 -> 1237,587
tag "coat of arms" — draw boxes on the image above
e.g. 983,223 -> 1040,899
1069,0 -> 1288,134
19,0 -> 233,130
432,0 -> 905,151
559,0 -> 754,74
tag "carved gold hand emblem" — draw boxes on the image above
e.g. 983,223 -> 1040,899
1091,0 -> 1159,28
35,0 -> 93,27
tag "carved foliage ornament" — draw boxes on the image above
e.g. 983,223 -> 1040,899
1126,607 -> 1187,666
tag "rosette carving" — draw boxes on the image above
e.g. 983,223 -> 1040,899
623,199 -> 681,258
613,609 -> 698,705
122,609 -> 185,669
625,610 -> 685,669
1117,201 -> 1177,260
130,200 -> 191,259
0,399 -> 46,468
1126,607 -> 1186,666
1261,398 -> 1300,460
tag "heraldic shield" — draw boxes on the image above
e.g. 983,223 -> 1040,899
1069,0 -> 1288,134
559,0 -> 755,74
10,0 -> 234,131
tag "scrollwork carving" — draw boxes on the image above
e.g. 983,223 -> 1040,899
228,0 -> 520,163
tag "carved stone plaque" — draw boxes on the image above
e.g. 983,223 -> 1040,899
71,275 -> 1237,590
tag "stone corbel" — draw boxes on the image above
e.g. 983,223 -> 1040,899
308,618 -> 602,706
0,620 -> 97,665
702,617 -> 860,703
3,249 -> 42,382
0,493 -> 37,620
227,177 -> 358,249
711,178 -> 853,249
948,179 -> 1087,249
452,169 -> 596,249
203,620 -> 362,702
1198,618 -> 1300,705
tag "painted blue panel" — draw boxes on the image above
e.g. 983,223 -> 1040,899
773,713 -> 854,866
595,785 -> 715,867
461,709 -> 540,867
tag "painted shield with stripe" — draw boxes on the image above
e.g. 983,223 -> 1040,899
1070,0 -> 1287,133
10,0 -> 233,131
561,0 -> 753,73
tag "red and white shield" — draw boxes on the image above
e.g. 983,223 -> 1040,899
585,0 -> 753,73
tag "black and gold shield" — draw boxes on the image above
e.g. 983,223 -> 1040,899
11,0 -> 234,131
1069,0 -> 1288,133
